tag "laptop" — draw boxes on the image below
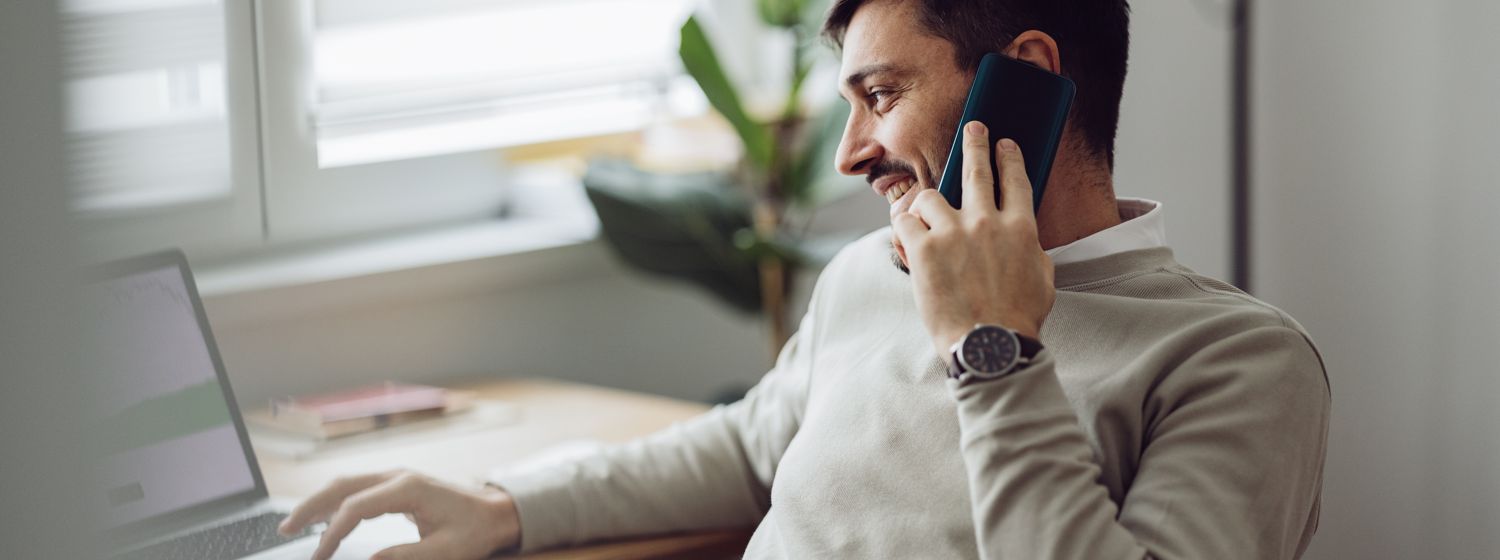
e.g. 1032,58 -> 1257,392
88,250 -> 416,559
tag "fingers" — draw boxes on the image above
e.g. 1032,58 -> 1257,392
995,138 -> 1034,218
960,121 -> 997,211
909,189 -> 957,230
371,540 -> 442,560
280,472 -> 393,536
312,476 -> 418,560
891,211 -> 928,251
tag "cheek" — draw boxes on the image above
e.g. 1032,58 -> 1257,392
878,118 -> 935,174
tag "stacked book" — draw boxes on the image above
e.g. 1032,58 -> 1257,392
248,382 -> 475,440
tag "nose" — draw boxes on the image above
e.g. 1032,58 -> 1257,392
834,111 -> 881,176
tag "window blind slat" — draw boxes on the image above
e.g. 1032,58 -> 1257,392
62,0 -> 233,212
308,0 -> 697,166
61,5 -> 224,78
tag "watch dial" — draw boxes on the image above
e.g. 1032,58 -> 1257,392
962,326 -> 1018,374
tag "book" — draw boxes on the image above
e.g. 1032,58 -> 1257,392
248,382 -> 475,440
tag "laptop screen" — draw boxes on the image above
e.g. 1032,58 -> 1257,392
87,261 -> 258,528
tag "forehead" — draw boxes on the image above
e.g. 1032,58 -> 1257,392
837,0 -> 957,82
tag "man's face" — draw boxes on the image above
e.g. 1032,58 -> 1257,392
834,0 -> 972,231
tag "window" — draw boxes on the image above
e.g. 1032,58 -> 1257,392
66,0 -> 716,261
311,0 -> 700,168
255,0 -> 702,248
64,0 -> 266,261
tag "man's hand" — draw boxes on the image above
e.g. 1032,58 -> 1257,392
892,121 -> 1056,356
278,469 -> 520,560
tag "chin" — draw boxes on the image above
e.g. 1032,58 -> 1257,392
888,242 -> 910,275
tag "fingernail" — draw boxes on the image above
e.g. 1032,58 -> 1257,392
1000,138 -> 1018,152
966,121 -> 986,135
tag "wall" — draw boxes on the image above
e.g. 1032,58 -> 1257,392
0,1 -> 99,556
1115,0 -> 1233,280
206,191 -> 891,406
1253,1 -> 1500,558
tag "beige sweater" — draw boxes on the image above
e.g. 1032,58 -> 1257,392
494,228 -> 1330,559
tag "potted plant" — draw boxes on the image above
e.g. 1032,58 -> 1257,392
585,0 -> 855,359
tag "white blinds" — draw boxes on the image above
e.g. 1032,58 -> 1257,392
61,0 -> 234,212
310,0 -> 701,168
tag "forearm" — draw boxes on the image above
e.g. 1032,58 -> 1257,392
951,326 -> 1329,560
950,352 -> 1148,560
491,405 -> 774,552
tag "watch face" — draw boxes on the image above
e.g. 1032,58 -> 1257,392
961,326 -> 1019,375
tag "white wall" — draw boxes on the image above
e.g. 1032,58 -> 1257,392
1116,0 -> 1233,280
1253,1 -> 1500,558
206,191 -> 891,406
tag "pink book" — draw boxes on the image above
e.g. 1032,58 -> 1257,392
271,382 -> 448,423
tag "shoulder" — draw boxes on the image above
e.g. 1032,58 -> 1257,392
1055,252 -> 1329,394
798,227 -> 913,329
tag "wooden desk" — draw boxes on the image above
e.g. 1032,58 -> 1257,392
257,378 -> 752,559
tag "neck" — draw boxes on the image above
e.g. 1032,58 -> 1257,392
1034,152 -> 1120,251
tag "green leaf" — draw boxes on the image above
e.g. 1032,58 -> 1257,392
583,159 -> 764,313
679,16 -> 773,170
757,0 -> 802,27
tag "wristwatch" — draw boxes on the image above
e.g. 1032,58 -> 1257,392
946,324 -> 1044,383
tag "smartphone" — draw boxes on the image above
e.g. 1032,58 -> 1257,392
936,52 -> 1076,212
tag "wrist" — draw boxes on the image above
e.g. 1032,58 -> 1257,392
479,484 -> 521,554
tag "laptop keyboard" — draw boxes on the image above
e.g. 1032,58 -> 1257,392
114,511 -> 312,560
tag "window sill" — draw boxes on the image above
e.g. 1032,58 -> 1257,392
195,210 -> 606,330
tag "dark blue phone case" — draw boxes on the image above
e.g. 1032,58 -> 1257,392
936,53 -> 1076,212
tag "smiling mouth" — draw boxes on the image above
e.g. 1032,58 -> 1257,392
883,179 -> 915,204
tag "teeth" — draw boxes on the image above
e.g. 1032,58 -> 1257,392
885,181 -> 910,204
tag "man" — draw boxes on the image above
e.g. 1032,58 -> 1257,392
280,1 -> 1331,558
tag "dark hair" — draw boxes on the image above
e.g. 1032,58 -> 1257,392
822,0 -> 1131,168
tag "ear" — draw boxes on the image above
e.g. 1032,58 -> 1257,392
1003,30 -> 1062,75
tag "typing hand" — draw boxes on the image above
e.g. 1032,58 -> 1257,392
278,470 -> 519,560
892,121 -> 1056,355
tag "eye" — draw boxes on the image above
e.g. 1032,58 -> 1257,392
866,88 -> 897,112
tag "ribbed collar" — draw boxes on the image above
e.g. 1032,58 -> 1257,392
1053,246 -> 1178,290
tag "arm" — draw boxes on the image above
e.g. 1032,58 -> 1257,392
278,287 -> 823,559
894,123 -> 1326,558
951,327 -> 1329,559
490,294 -> 820,552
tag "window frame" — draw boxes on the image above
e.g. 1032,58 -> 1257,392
75,0 -> 266,263
252,0 -> 511,248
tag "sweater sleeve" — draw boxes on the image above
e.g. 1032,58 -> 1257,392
950,326 -> 1330,560
489,303 -> 817,553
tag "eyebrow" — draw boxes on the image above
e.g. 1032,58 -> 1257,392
842,63 -> 903,92
840,63 -> 909,104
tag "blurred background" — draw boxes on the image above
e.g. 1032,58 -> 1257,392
2,0 -> 1497,558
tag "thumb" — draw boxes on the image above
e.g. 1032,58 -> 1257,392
370,540 -> 441,560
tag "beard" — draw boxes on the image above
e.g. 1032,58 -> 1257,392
890,242 -> 910,275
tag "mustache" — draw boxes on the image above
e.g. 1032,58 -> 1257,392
867,159 -> 918,186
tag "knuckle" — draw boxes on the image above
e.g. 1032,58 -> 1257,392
999,213 -> 1028,231
970,213 -> 999,231
393,472 -> 427,490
